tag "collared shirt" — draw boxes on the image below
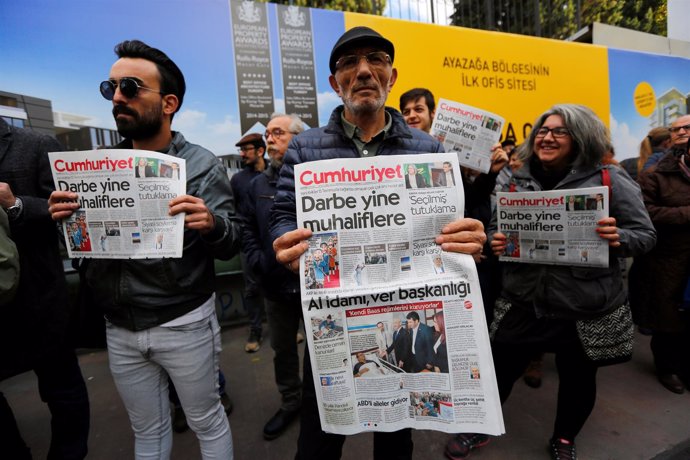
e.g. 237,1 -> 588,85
340,111 -> 393,157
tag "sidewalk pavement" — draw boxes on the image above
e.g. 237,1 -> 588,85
3,328 -> 690,459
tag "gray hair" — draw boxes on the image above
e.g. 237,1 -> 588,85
270,112 -> 306,135
520,104 -> 610,170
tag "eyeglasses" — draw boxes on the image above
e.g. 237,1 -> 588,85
237,145 -> 256,153
264,128 -> 293,140
99,77 -> 163,100
534,126 -> 570,138
334,51 -> 391,72
670,124 -> 690,133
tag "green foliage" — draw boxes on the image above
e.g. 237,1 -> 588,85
450,0 -> 666,39
262,0 -> 386,15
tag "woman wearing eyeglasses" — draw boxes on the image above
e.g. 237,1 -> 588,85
637,138 -> 690,395
445,104 -> 656,460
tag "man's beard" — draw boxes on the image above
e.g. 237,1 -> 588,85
113,104 -> 163,141
341,80 -> 388,116
268,146 -> 284,169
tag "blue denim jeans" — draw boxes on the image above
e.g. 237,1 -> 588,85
106,312 -> 232,459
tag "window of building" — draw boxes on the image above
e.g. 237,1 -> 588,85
0,96 -> 18,108
1,116 -> 25,128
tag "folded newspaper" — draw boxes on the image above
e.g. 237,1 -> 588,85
49,149 -> 186,259
496,186 -> 609,267
295,152 -> 504,435
430,99 -> 505,174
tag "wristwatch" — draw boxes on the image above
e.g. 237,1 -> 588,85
4,197 -> 23,220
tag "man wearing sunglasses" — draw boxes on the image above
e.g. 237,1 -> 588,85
269,26 -> 487,460
241,113 -> 305,440
49,40 -> 239,459
231,132 -> 267,354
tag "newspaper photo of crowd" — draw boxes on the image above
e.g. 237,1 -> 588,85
305,232 -> 340,289
66,211 -> 91,252
410,391 -> 452,419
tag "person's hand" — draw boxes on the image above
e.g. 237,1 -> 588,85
273,227 -> 312,273
360,367 -> 369,375
48,190 -> 80,221
489,143 -> 509,174
596,217 -> 620,247
435,218 -> 486,261
490,232 -> 507,256
169,195 -> 214,234
0,182 -> 16,208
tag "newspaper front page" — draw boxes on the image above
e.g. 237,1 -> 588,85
295,153 -> 504,436
430,99 -> 504,174
49,149 -> 186,259
496,186 -> 609,267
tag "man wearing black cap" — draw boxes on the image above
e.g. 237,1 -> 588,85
270,26 -> 487,460
232,132 -> 267,353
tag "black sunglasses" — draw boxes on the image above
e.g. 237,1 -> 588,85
99,77 -> 163,100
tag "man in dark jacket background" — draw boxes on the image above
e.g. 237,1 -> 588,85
241,113 -> 305,440
0,117 -> 90,459
269,26 -> 487,460
232,132 -> 267,353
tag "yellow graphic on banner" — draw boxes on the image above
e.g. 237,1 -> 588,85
633,82 -> 656,117
344,13 -> 609,144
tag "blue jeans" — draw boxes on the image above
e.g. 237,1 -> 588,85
106,312 -> 232,459
169,370 -> 227,407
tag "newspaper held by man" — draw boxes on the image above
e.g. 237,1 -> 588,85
295,152 -> 504,436
496,186 -> 609,267
430,98 -> 505,174
49,149 -> 186,259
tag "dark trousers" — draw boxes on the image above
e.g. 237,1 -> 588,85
266,298 -> 302,411
1,347 -> 90,460
240,251 -> 264,334
296,349 -> 413,460
492,340 -> 598,441
651,329 -> 690,378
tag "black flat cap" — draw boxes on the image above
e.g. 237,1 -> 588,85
329,26 -> 395,74
235,132 -> 265,147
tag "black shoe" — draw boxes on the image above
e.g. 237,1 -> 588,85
658,373 -> 685,394
220,392 -> 233,415
263,408 -> 300,440
549,437 -> 577,460
523,358 -> 543,389
172,405 -> 189,433
445,433 -> 489,459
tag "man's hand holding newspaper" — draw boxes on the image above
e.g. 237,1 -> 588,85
274,218 -> 487,273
